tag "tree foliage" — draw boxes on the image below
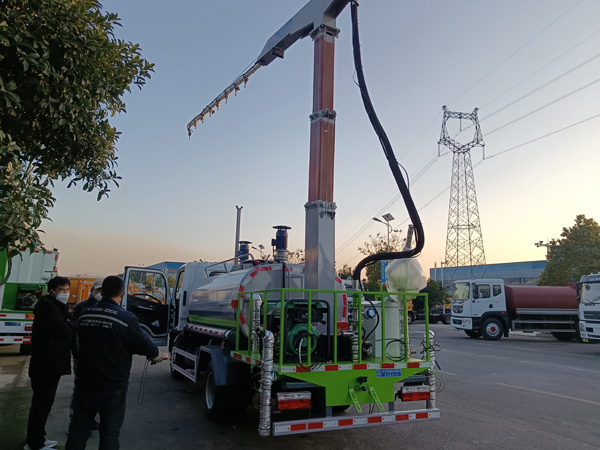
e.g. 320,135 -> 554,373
336,263 -> 353,280
538,215 -> 600,286
0,0 -> 153,257
416,279 -> 449,311
358,230 -> 404,292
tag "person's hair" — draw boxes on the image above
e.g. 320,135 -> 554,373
48,276 -> 70,292
102,276 -> 124,298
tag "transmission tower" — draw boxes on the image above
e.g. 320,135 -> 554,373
438,105 -> 486,280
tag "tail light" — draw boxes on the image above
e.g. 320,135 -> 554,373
25,323 -> 33,332
276,392 -> 312,410
400,385 -> 430,402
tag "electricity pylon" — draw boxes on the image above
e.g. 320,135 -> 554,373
438,105 -> 486,281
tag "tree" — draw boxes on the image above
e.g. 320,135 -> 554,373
358,230 -> 404,292
336,263 -> 353,280
538,215 -> 600,286
287,248 -> 305,263
0,0 -> 153,257
416,279 -> 448,311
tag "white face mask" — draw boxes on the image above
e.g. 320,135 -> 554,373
55,293 -> 69,304
94,293 -> 102,301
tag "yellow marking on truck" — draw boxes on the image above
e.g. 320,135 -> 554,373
496,383 -> 600,406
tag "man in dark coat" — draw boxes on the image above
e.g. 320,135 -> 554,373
25,276 -> 73,450
66,275 -> 163,450
70,278 -> 103,429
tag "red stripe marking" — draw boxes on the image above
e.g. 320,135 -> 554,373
0,338 -> 4,342
339,419 -> 354,426
296,366 -> 311,372
407,363 -> 420,369
354,364 -> 367,370
381,363 -> 395,369
233,353 -> 242,360
249,268 -> 260,278
334,276 -> 342,283
231,299 -> 238,309
396,414 -> 409,421
325,365 -> 338,371
239,286 -> 245,292
0,314 -> 6,317
416,413 -> 429,419
308,422 -> 323,430
368,416 -> 382,423
291,424 -> 306,432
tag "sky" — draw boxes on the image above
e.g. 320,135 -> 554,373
41,0 -> 600,278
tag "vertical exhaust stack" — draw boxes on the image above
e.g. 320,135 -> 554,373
234,206 -> 243,264
272,226 -> 291,263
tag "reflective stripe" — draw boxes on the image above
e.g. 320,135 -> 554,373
81,314 -> 128,327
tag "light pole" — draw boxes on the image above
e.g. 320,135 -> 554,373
373,213 -> 395,252
535,240 -> 550,257
440,260 -> 448,289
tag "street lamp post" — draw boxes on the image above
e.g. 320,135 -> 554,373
440,260 -> 448,289
535,240 -> 550,257
373,213 -> 395,252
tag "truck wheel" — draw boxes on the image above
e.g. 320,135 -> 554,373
481,319 -> 503,340
551,332 -> 575,342
19,343 -> 32,355
204,362 -> 247,422
407,314 -> 413,325
442,315 -> 451,325
464,330 -> 480,339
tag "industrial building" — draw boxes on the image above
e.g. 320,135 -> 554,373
429,260 -> 546,290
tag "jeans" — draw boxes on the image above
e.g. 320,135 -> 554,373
66,385 -> 128,450
27,375 -> 61,450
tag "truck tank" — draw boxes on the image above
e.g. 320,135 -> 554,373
505,285 -> 577,311
188,262 -> 347,336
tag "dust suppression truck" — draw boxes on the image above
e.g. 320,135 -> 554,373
451,279 -> 579,341
0,248 -> 59,352
119,228 -> 439,436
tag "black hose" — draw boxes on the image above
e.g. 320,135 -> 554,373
350,2 -> 424,282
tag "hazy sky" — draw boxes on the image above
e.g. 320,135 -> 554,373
41,0 -> 600,277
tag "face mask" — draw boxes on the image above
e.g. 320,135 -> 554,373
55,293 -> 69,304
94,293 -> 102,301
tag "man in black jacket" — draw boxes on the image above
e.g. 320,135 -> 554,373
66,276 -> 163,450
70,278 -> 103,429
25,276 -> 73,450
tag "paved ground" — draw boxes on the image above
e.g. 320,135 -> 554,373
2,325 -> 600,450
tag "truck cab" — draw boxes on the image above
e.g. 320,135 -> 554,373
578,273 -> 600,343
450,279 -> 507,339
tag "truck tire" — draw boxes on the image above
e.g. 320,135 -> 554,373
19,343 -> 32,355
481,318 -> 503,341
442,314 -> 451,325
204,362 -> 247,422
551,332 -> 575,342
464,330 -> 480,339
407,314 -> 413,325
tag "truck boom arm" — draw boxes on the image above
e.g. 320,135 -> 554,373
187,0 -> 350,136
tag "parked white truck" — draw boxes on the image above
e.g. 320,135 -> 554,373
450,279 -> 579,341
0,248 -> 59,352
578,273 -> 600,343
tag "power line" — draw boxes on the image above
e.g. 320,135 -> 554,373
448,0 -> 584,107
486,76 -> 600,135
481,27 -> 600,110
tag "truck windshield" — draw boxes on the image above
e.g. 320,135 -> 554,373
453,282 -> 470,301
582,282 -> 600,305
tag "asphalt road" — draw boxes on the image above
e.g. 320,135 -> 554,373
2,324 -> 599,450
